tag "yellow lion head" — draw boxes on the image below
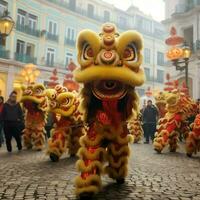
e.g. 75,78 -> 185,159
46,85 -> 79,117
74,23 -> 144,121
21,84 -> 48,112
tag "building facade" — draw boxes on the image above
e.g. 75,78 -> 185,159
0,0 -> 166,99
163,0 -> 200,99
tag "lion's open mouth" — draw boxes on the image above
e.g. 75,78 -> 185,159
91,80 -> 127,100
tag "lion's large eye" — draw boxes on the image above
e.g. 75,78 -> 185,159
61,97 -> 70,106
83,43 -> 94,60
123,43 -> 137,62
35,87 -> 43,95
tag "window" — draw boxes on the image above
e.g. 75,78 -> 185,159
65,52 -> 73,66
0,0 -> 8,15
87,4 -> 94,18
28,14 -> 37,30
157,52 -> 165,66
48,20 -> 57,35
46,48 -> 55,66
119,16 -> 127,27
26,43 -> 35,57
144,67 -> 150,81
17,9 -> 26,26
16,40 -> 25,54
104,10 -> 110,22
66,27 -> 75,41
157,69 -> 164,83
142,19 -> 152,33
144,48 -> 151,63
69,0 -> 76,10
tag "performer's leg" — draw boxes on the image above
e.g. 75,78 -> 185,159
47,128 -> 69,161
68,126 -> 83,157
153,129 -> 169,153
32,129 -> 46,151
168,131 -> 179,152
3,123 -> 12,152
105,131 -> 131,184
186,131 -> 200,157
12,123 -> 22,151
75,124 -> 105,198
23,128 -> 32,149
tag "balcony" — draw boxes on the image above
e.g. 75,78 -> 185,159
65,38 -> 75,46
16,23 -> 40,37
46,60 -> 55,67
46,32 -> 59,42
0,46 -> 10,59
173,0 -> 200,15
15,53 -> 37,64
47,0 -> 69,9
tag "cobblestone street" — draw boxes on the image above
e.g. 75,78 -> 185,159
0,143 -> 199,200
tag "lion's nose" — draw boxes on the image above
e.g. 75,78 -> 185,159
100,50 -> 117,64
25,89 -> 32,95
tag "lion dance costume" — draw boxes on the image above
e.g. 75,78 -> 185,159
46,85 -> 83,162
128,114 -> 143,143
73,23 -> 145,198
186,112 -> 200,157
154,91 -> 167,119
21,84 -> 48,150
153,90 -> 197,153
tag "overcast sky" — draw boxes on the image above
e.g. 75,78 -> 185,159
102,0 -> 165,21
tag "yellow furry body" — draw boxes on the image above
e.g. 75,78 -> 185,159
186,114 -> 200,157
46,85 -> 84,160
153,90 -> 198,153
21,84 -> 48,150
74,23 -> 144,197
128,115 -> 143,143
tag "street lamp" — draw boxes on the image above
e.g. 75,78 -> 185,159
0,10 -> 15,46
165,27 -> 191,89
20,63 -> 40,85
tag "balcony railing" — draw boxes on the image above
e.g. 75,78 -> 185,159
46,32 -> 59,42
46,60 -> 55,67
16,23 -> 40,37
0,45 -> 10,59
15,53 -> 37,64
65,38 -> 75,46
46,0 -> 165,39
173,0 -> 200,15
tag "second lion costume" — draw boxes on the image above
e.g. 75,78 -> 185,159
46,85 -> 83,161
74,23 -> 145,198
21,84 -> 48,150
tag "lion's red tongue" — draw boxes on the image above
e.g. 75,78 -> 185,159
102,100 -> 121,128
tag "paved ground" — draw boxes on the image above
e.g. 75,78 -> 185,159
0,142 -> 200,200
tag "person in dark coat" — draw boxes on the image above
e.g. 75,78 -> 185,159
1,91 -> 23,152
0,96 -> 4,147
142,100 -> 159,144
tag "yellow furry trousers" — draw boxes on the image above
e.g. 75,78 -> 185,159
186,114 -> 200,157
75,122 -> 132,196
23,112 -> 46,150
153,116 -> 181,153
47,125 -> 83,160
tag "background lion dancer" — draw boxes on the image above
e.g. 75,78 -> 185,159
21,84 -> 48,151
186,107 -> 200,157
73,23 -> 145,198
128,114 -> 143,143
46,85 -> 83,162
153,89 -> 198,154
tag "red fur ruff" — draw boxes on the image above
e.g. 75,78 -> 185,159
102,100 -> 121,128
